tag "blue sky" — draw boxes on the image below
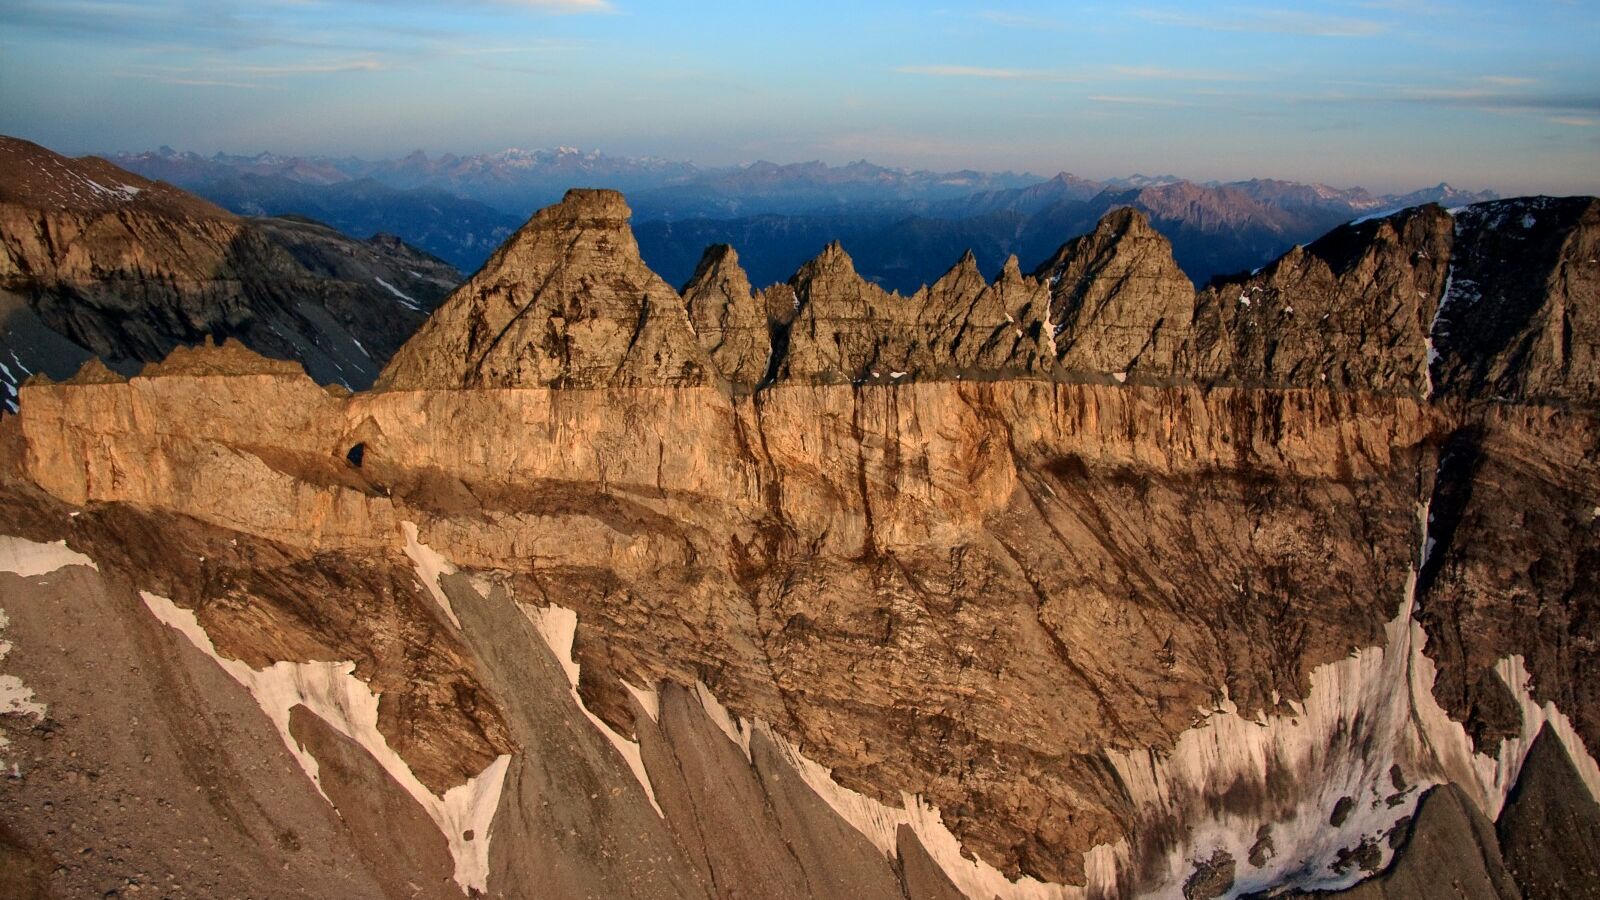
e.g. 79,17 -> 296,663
1,1 -> 1596,194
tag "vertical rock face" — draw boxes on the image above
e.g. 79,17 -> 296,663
1189,206 -> 1453,393
681,244 -> 772,388
1036,207 -> 1195,377
377,189 -> 715,390
1430,197 -> 1600,406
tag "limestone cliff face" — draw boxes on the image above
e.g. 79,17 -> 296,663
377,189 -> 715,390
0,136 -> 459,398
3,188 -> 1598,900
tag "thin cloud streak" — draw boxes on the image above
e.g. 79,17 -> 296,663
895,65 -> 1085,82
1111,65 -> 1257,82
1136,8 -> 1389,37
1088,94 -> 1188,106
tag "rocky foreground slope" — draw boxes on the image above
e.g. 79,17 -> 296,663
1,189 -> 1597,899
0,135 -> 459,407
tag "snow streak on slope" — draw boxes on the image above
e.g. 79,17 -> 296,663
0,536 -> 98,766
375,276 -> 423,311
401,521 -> 462,628
518,601 -> 663,816
754,718 -> 1127,900
139,591 -> 510,896
1102,499 -> 1600,898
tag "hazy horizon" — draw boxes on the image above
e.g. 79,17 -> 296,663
36,139 -> 1534,202
3,1 -> 1597,197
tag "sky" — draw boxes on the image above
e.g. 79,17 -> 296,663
1,1 -> 1597,195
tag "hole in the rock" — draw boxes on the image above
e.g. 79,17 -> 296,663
346,443 -> 366,467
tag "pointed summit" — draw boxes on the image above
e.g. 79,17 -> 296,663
793,240 -> 858,282
1035,206 -> 1195,376
377,190 -> 715,390
928,250 -> 984,296
682,244 -> 771,387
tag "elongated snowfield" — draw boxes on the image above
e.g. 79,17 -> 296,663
139,591 -> 510,896
518,600 -> 663,816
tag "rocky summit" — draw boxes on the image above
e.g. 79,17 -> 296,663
0,185 -> 1597,900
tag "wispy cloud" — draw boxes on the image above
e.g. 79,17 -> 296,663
1396,88 -> 1600,112
1549,116 -> 1598,127
126,74 -> 268,89
895,64 -> 1084,82
1136,8 -> 1388,37
1088,95 -> 1188,107
1111,65 -> 1256,82
228,58 -> 388,75
469,0 -> 613,11
973,10 -> 1067,31
1479,75 -> 1537,87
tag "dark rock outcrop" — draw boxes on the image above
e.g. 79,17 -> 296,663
1497,727 -> 1600,898
0,135 -> 459,403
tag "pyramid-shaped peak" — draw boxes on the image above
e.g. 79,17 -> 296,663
793,240 -> 858,282
999,254 -> 1023,281
1095,205 -> 1155,235
692,243 -> 741,271
931,250 -> 983,289
683,243 -> 753,296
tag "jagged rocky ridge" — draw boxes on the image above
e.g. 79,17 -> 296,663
0,135 -> 459,406
380,190 -> 1597,405
0,187 -> 1596,899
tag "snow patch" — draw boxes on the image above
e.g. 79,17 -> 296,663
1349,207 -> 1406,225
138,591 -> 509,895
1,606 -> 47,766
625,681 -> 661,723
0,536 -> 96,577
1102,497 -> 1600,898
401,521 -> 460,629
374,277 -> 423,311
692,679 -> 752,760
518,602 -> 662,816
1478,655 -> 1600,809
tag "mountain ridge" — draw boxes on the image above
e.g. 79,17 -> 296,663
1,157 -> 1596,900
375,187 -> 1598,411
0,135 -> 462,406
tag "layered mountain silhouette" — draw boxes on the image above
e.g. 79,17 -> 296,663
111,145 -> 1496,293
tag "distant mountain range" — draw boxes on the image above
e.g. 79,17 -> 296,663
108,145 -> 1500,292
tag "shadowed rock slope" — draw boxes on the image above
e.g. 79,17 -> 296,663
0,134 -> 459,405
2,187 -> 1597,899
